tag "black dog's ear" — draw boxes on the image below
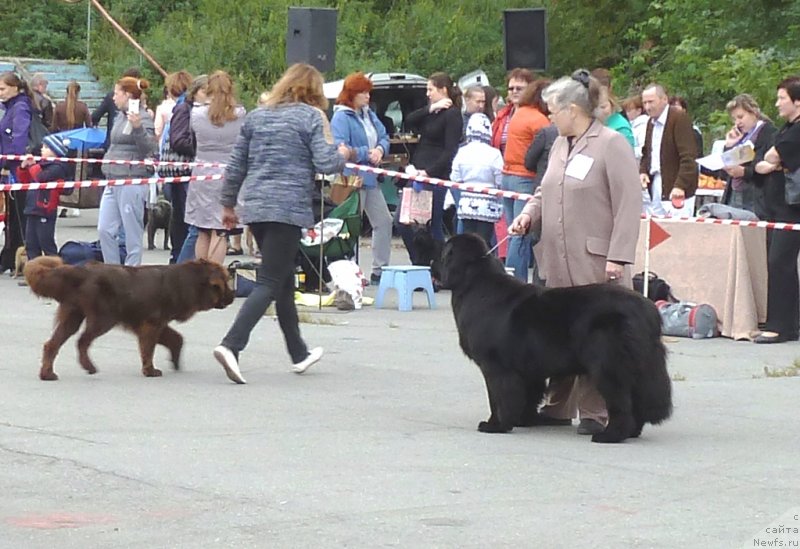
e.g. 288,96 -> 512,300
440,235 -> 479,289
440,233 -> 496,289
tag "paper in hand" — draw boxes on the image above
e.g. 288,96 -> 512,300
696,143 -> 755,171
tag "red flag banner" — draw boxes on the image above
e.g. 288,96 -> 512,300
649,219 -> 671,250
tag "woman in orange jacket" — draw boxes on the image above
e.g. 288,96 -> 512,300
494,74 -> 551,281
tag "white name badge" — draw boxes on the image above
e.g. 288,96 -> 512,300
565,153 -> 594,181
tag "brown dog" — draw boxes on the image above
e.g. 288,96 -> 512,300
24,256 -> 234,380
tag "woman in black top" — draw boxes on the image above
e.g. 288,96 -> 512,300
397,72 -> 463,264
753,76 -> 800,343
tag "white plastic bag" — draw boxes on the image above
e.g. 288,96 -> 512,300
300,218 -> 344,246
327,259 -> 367,310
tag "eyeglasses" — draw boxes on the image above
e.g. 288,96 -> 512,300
508,86 -> 526,92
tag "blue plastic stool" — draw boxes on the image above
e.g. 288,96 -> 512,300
375,266 -> 436,312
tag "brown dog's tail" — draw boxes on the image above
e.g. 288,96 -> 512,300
24,256 -> 72,301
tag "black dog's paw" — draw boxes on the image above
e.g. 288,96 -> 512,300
591,431 -> 627,443
629,422 -> 645,438
478,421 -> 512,433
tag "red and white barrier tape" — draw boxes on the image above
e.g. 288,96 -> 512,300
344,162 -> 536,202
0,174 -> 222,192
0,153 -> 223,169
645,214 -> 800,232
4,153 -> 800,232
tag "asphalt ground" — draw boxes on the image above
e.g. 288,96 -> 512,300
1,209 -> 799,548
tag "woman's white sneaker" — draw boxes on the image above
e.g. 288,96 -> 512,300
292,347 -> 323,374
213,345 -> 246,384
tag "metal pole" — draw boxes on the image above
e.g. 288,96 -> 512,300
86,0 -> 91,62
319,181 -> 324,309
88,0 -> 168,78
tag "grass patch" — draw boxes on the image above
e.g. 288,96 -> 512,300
760,365 -> 800,378
297,312 -> 345,325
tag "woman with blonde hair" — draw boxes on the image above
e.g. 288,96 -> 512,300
721,93 -> 774,216
97,76 -> 157,266
596,86 -> 635,148
213,63 -> 353,384
51,80 -> 92,132
184,70 -> 246,265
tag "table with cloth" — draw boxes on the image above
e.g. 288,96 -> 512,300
633,220 -> 768,339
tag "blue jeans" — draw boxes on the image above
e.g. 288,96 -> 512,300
25,215 -> 58,258
177,224 -> 198,263
502,174 -> 538,281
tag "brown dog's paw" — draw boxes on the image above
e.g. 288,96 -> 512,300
39,370 -> 59,381
142,367 -> 163,377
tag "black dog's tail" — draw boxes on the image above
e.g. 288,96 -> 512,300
634,304 -> 673,424
24,256 -> 75,302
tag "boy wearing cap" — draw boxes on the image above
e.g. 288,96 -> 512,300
16,135 -> 71,258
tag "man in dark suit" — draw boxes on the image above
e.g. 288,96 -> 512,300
639,83 -> 698,215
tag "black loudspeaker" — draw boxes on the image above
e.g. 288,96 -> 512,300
286,7 -> 337,73
503,9 -> 547,71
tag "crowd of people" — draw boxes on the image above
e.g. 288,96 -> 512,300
2,60 -> 800,395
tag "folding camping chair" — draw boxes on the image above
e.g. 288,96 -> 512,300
298,190 -> 362,295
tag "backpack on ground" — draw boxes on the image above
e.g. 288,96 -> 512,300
58,240 -> 127,266
656,300 -> 719,339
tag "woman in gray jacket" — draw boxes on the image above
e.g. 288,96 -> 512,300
97,76 -> 157,265
213,63 -> 352,384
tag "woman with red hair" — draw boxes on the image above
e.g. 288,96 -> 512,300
97,76 -> 157,266
330,72 -> 392,284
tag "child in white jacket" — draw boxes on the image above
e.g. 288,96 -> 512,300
450,114 -> 504,244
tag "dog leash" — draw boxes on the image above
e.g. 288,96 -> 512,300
486,234 -> 511,256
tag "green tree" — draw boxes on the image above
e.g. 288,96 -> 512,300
9,0 -> 800,142
1,0 -> 87,60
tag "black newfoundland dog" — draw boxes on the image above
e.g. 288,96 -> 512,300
440,233 -> 672,443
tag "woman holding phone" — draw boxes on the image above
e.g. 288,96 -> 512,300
97,76 -> 157,266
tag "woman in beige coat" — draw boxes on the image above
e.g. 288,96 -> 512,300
509,70 -> 642,435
